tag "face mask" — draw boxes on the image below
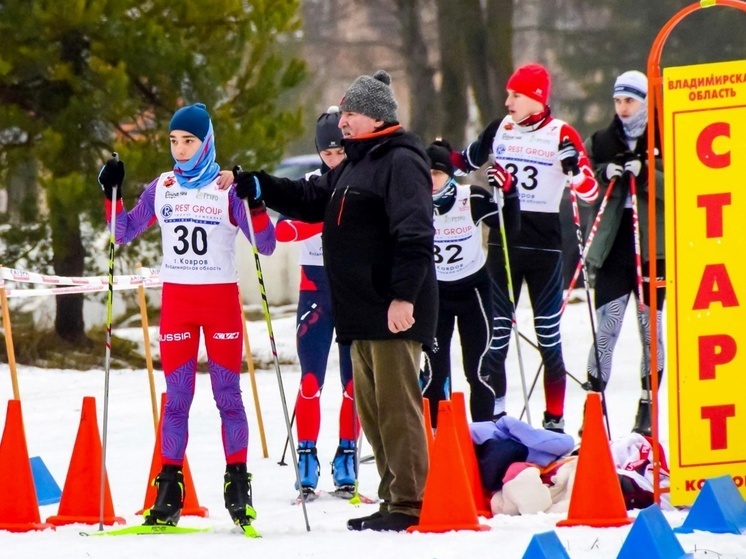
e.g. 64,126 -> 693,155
619,101 -> 648,139
432,178 -> 456,212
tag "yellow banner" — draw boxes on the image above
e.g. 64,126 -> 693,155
664,59 -> 746,505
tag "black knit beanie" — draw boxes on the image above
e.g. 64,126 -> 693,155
426,139 -> 455,177
315,106 -> 343,151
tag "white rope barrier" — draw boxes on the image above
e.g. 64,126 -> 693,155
0,266 -> 162,298
0,264 -> 266,453
0,266 -> 160,287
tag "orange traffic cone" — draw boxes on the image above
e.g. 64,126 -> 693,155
0,400 -> 54,532
422,398 -> 434,457
451,392 -> 492,518
47,397 -> 125,526
557,392 -> 631,528
138,393 -> 208,517
409,400 -> 490,533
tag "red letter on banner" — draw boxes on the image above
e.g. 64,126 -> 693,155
693,264 -> 739,309
697,193 -> 731,238
696,122 -> 731,169
698,335 -> 736,380
701,405 -> 735,450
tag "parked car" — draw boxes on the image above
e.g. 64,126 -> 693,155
272,154 -> 322,179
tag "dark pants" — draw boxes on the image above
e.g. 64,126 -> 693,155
351,339 -> 429,517
422,274 -> 494,427
486,245 -> 567,417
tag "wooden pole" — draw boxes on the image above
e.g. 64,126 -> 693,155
239,290 -> 268,458
0,283 -> 21,400
137,279 -> 159,434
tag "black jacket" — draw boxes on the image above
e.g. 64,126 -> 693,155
260,126 -> 438,347
584,116 -> 664,267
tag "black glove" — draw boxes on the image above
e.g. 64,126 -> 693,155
98,156 -> 125,200
558,137 -> 580,176
233,166 -> 264,201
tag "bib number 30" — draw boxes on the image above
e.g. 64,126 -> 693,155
173,225 -> 208,256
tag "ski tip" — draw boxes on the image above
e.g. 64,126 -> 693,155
237,524 -> 261,538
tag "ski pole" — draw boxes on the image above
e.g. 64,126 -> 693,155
519,364 -> 592,420
561,176 -> 617,312
492,182 -> 531,425
243,173 -> 310,530
349,390 -> 363,505
629,174 -> 645,311
568,175 -> 612,439
99,152 -> 118,532
277,406 -> 296,466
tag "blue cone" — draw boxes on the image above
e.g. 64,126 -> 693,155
522,531 -> 571,559
674,475 -> 746,535
30,456 -> 62,506
617,505 -> 692,559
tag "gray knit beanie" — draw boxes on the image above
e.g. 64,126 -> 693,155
339,70 -> 398,122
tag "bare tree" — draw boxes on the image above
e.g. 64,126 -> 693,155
393,0 -> 439,141
486,0 -> 515,110
435,0 -> 469,146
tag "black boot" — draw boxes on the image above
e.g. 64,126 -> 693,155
224,463 -> 257,526
542,411 -> 565,433
632,372 -> 660,437
347,510 -> 387,531
143,465 -> 184,526
361,511 -> 419,532
632,399 -> 652,437
587,373 -> 606,393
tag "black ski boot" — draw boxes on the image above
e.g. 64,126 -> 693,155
632,372 -> 660,437
143,465 -> 184,526
542,411 -> 565,433
632,398 -> 652,437
224,463 -> 257,529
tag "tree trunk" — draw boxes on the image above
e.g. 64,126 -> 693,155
394,0 -> 438,140
486,0 -> 514,104
461,0 -> 497,127
5,156 -> 39,223
47,180 -> 89,345
435,0 -> 469,146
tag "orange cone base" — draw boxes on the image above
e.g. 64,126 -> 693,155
46,514 -> 125,527
183,506 -> 209,518
557,517 -> 632,528
408,523 -> 491,534
0,521 -> 55,533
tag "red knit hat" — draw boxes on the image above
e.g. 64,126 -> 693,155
506,63 -> 551,105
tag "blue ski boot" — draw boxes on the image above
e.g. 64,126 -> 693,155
332,439 -> 357,494
295,440 -> 320,500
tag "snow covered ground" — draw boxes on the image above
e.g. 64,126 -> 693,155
1,290 -> 744,558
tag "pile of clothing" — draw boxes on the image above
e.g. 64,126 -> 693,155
470,417 -> 672,515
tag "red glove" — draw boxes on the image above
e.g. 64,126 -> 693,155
487,163 -> 514,193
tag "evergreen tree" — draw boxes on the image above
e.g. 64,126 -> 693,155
0,0 -> 306,343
